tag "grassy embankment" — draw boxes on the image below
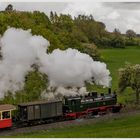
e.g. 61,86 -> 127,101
9,113 -> 140,138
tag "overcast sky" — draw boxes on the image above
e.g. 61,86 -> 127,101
0,2 -> 140,33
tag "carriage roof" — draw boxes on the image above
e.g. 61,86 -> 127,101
0,104 -> 16,112
18,100 -> 61,106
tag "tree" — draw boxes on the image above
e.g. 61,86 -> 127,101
71,26 -> 89,43
5,4 -> 13,11
74,15 -> 106,44
110,28 -> 125,48
110,35 -> 125,48
126,29 -> 136,40
119,64 -> 140,104
55,14 -> 74,32
81,43 -> 100,60
113,28 -> 121,35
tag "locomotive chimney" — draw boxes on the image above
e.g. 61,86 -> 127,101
108,88 -> 111,94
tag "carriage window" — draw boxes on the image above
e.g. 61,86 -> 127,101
35,105 -> 39,110
2,111 -> 10,119
0,112 -> 1,120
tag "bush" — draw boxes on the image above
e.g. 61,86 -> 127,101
81,43 -> 100,60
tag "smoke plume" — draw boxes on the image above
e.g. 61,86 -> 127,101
0,28 -> 49,98
40,48 -> 111,88
0,27 -> 111,99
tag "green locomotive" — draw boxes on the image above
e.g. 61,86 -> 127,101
63,89 -> 122,119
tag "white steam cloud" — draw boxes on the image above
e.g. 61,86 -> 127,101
0,28 -> 49,98
0,27 -> 111,99
41,87 -> 88,100
40,48 -> 111,88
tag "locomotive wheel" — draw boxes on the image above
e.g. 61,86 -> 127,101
86,112 -> 93,119
106,108 -> 113,114
76,114 -> 86,119
92,111 -> 98,116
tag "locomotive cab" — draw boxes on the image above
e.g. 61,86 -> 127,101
63,96 -> 81,113
0,104 -> 16,129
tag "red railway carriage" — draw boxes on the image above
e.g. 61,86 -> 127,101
0,104 -> 16,129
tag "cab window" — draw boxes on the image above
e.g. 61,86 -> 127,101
2,111 -> 10,119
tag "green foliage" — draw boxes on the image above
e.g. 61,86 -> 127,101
0,71 -> 48,105
71,26 -> 89,43
119,64 -> 140,104
109,29 -> 125,48
119,64 -> 132,92
23,71 -> 48,101
0,9 -> 139,50
110,35 -> 125,48
81,43 -> 100,60
0,92 -> 15,104
74,15 -> 106,44
126,29 -> 136,40
125,37 -> 140,46
0,11 -> 62,52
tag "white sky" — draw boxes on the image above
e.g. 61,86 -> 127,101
0,2 -> 140,33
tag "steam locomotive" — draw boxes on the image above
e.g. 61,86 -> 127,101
0,88 -> 122,129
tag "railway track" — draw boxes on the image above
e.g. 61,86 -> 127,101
0,108 -> 140,137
